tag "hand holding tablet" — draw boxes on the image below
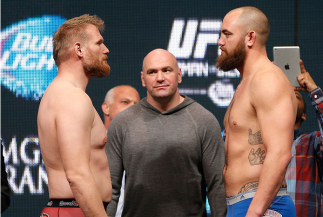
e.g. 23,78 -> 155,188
273,46 -> 301,87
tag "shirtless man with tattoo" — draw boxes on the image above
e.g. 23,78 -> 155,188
217,6 -> 297,216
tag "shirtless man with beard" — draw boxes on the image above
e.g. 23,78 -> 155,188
217,6 -> 297,217
38,14 -> 112,217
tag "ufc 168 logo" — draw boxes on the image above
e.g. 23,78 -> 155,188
167,18 -> 222,59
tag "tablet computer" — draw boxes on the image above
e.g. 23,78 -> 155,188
273,46 -> 301,87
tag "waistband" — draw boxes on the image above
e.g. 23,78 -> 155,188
226,188 -> 288,205
46,199 -> 109,209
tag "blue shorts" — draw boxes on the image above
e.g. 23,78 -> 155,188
226,189 -> 296,217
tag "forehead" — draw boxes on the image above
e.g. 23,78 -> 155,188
85,24 -> 103,40
114,87 -> 139,99
143,51 -> 177,70
221,11 -> 242,32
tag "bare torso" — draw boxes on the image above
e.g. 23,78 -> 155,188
38,79 -> 112,202
223,74 -> 286,197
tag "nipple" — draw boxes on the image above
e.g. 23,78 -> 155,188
233,121 -> 237,125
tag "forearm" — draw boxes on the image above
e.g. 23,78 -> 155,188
246,152 -> 290,216
206,150 -> 226,217
207,155 -> 226,217
106,132 -> 123,216
107,174 -> 122,216
69,173 -> 108,217
202,120 -> 227,216
208,179 -> 227,217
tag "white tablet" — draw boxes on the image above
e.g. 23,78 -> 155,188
273,46 -> 301,87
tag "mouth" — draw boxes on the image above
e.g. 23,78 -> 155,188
154,85 -> 168,89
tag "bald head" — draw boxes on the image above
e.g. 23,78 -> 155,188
227,6 -> 270,45
102,85 -> 140,125
104,85 -> 139,104
142,49 -> 179,72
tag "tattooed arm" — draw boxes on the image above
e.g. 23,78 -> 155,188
246,69 -> 297,217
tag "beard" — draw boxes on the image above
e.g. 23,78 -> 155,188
216,38 -> 246,72
83,52 -> 111,78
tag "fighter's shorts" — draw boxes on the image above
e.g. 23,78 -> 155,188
39,199 -> 109,217
226,188 -> 296,217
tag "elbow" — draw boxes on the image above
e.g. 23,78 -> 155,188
281,151 -> 292,167
65,169 -> 87,187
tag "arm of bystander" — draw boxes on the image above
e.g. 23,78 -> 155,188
295,60 -> 323,172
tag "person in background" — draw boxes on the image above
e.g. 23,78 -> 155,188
102,85 -> 140,131
286,60 -> 323,217
102,85 -> 140,217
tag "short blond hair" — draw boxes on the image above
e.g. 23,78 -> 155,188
53,14 -> 104,66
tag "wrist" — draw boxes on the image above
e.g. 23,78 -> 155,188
246,205 -> 265,217
308,85 -> 318,93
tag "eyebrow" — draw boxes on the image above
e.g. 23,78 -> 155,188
146,68 -> 156,73
97,38 -> 104,44
146,66 -> 173,72
221,29 -> 231,34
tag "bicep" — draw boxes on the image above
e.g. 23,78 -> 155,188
56,95 -> 94,172
107,122 -> 124,174
252,76 -> 296,152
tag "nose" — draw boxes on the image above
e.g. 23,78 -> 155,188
156,71 -> 165,82
103,44 -> 109,54
218,34 -> 225,46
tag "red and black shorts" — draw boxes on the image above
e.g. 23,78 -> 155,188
40,199 -> 109,217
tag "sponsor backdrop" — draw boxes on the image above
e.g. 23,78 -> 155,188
1,0 -> 322,216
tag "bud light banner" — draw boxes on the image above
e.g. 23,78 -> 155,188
1,15 -> 66,100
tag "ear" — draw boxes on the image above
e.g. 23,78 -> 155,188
301,113 -> 306,122
141,71 -> 146,87
246,31 -> 256,47
101,102 -> 110,116
177,68 -> 182,84
74,42 -> 83,58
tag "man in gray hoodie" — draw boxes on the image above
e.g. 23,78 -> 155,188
106,48 -> 226,217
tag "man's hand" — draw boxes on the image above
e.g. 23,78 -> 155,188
295,60 -> 318,92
